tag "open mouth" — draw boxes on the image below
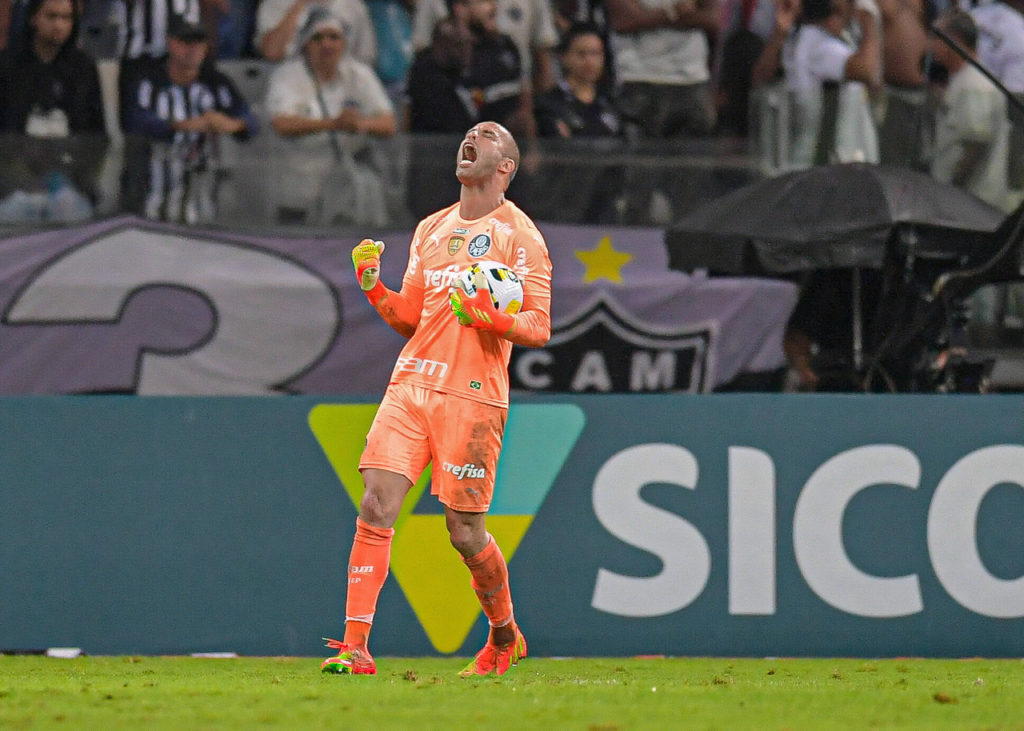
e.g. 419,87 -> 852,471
460,143 -> 477,164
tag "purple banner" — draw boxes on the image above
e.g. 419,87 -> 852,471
0,216 -> 797,394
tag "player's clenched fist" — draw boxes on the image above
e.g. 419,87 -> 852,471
352,239 -> 385,291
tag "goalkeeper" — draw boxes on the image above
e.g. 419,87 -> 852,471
322,121 -> 553,678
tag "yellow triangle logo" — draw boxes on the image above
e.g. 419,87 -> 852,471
307,402 -> 584,653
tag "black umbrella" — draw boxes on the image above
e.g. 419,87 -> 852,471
664,163 -> 1005,275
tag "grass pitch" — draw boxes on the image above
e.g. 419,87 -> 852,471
2,655 -> 1024,729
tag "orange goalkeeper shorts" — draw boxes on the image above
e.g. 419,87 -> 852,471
359,382 -> 508,512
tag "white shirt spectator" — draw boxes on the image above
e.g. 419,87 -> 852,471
609,0 -> 710,85
255,0 -> 377,64
785,23 -> 878,167
410,0 -> 558,79
264,52 -> 393,221
970,1 -> 1024,92
931,63 -> 1010,208
266,54 -> 392,139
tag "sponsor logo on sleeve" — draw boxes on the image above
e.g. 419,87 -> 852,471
514,246 -> 529,277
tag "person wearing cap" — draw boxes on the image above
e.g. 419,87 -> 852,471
119,16 -> 260,222
266,8 -> 395,138
255,0 -> 376,65
110,0 -> 226,129
263,7 -> 396,224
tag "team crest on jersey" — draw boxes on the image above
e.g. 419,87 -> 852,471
468,234 -> 492,257
448,236 -> 464,255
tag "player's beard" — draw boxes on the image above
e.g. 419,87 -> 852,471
456,159 -> 495,185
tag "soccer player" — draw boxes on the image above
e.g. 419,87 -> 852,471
321,120 -> 553,677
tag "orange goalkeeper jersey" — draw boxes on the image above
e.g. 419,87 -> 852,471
386,199 -> 552,407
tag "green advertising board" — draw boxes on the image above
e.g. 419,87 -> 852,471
1,394 -> 1022,657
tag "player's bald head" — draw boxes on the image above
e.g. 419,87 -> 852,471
483,121 -> 519,181
496,123 -> 519,173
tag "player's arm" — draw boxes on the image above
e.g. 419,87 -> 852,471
352,239 -> 422,338
504,240 -> 552,347
449,275 -> 550,345
503,293 -> 551,347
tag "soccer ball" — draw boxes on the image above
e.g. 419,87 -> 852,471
456,261 -> 524,314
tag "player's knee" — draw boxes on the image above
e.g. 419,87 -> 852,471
358,488 -> 397,526
447,521 -> 487,557
448,525 -> 472,555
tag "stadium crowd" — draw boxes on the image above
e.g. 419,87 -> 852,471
0,0 -> 1022,225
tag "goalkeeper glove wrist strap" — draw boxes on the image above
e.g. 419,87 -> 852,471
489,310 -> 515,336
364,280 -> 387,307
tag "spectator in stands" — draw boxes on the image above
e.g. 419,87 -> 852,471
749,0 -> 798,88
551,0 -> 615,91
410,0 -> 559,92
602,0 -> 719,223
534,21 -> 619,137
715,0 -> 781,135
265,7 -> 395,224
970,0 -> 1024,204
930,9 -> 1012,328
971,0 -> 1024,98
876,0 -> 929,169
495,0 -> 560,92
0,0 -> 105,135
605,0 -> 720,138
969,0 -> 1024,325
0,0 -> 107,222
533,21 -> 623,221
783,0 -> 880,167
406,16 -> 475,132
267,7 -> 395,137
255,0 -> 376,65
450,0 -> 534,138
112,0 -> 227,129
120,17 -> 259,223
929,9 -> 1009,210
403,15 -> 473,218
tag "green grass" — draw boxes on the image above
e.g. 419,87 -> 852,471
2,655 -> 1024,729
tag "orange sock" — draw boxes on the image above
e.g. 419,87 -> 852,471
463,534 -> 515,644
343,517 -> 394,647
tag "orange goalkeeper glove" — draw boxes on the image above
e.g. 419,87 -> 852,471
449,268 -> 515,335
352,239 -> 386,304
